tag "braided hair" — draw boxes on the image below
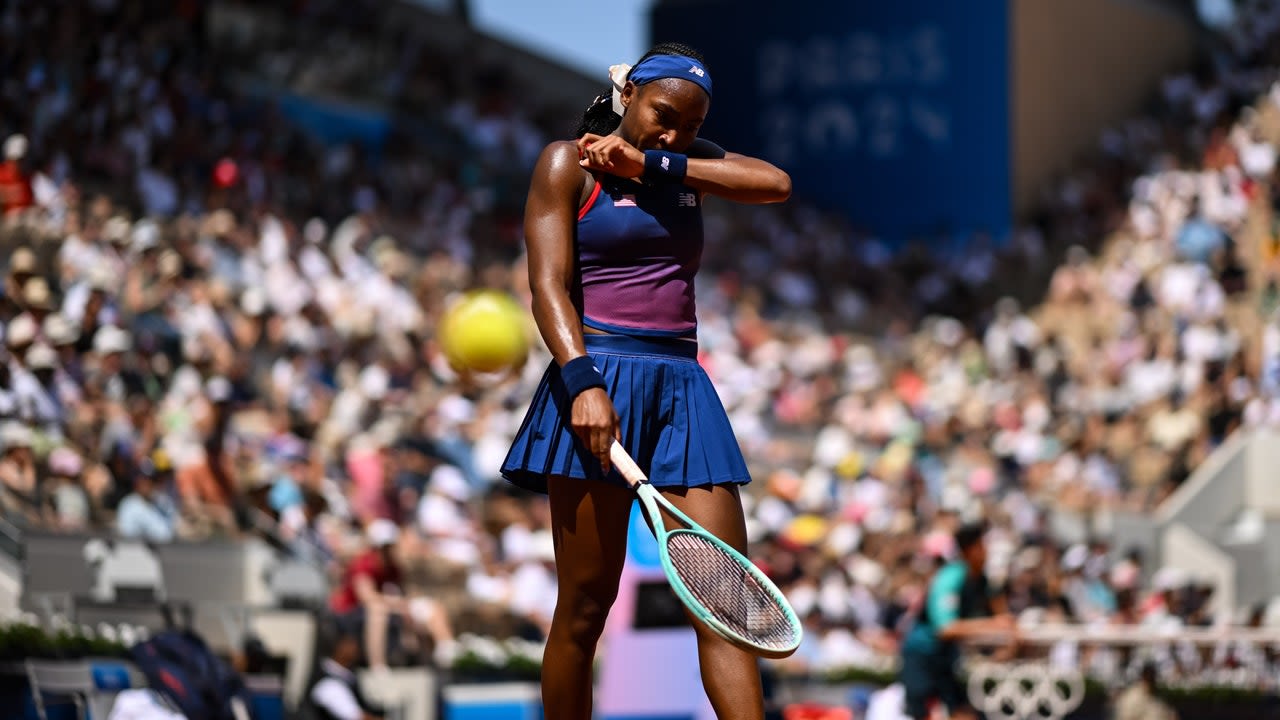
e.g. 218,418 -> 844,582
574,42 -> 709,138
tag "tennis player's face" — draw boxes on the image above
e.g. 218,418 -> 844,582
622,79 -> 708,153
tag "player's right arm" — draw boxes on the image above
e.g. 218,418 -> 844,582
525,141 -> 620,473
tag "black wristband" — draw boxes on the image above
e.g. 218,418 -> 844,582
644,150 -> 688,183
560,355 -> 606,399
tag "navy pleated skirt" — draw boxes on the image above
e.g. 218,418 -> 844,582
501,334 -> 752,494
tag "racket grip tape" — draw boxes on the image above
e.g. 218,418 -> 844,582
609,441 -> 647,487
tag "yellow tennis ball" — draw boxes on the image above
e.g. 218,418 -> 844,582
439,290 -> 529,373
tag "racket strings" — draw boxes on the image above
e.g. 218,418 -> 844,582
665,532 -> 797,652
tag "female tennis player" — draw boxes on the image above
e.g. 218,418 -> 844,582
501,42 -> 791,720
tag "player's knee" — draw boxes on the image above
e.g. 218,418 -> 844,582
556,583 -> 618,645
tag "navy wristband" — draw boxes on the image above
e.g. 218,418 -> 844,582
644,150 -> 688,183
560,355 -> 606,399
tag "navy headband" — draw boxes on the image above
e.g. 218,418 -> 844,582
628,54 -> 713,98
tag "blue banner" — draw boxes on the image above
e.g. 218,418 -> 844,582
651,0 -> 1011,244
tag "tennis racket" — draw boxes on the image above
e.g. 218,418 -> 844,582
609,441 -> 803,658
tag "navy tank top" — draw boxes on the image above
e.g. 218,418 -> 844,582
576,173 -> 703,338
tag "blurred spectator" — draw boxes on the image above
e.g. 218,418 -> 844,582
0,421 -> 38,524
44,445 -> 88,530
329,519 -> 456,670
1114,663 -> 1178,720
116,463 -> 179,543
302,622 -> 388,720
0,134 -> 32,215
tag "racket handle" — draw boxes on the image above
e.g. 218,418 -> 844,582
609,441 -> 647,488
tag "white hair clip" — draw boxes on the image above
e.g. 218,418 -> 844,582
610,63 -> 632,117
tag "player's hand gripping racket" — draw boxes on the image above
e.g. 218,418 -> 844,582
610,441 -> 803,658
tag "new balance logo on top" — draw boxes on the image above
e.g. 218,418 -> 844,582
688,65 -> 705,77
660,156 -> 671,171
614,195 -> 637,207
677,193 -> 697,207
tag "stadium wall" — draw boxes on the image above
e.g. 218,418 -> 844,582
1011,0 -> 1198,215
650,0 -> 1197,242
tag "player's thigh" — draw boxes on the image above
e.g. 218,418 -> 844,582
547,475 -> 635,592
656,483 -> 749,553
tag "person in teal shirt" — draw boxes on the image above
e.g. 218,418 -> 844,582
899,523 -> 1017,719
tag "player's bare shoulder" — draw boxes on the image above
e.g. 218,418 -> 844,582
535,140 -> 585,177
529,140 -> 590,200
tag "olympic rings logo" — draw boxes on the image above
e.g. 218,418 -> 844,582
966,661 -> 1085,720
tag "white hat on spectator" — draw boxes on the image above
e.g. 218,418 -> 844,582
342,305 -> 376,339
9,247 -> 36,275
6,314 -> 37,350
303,217 -> 328,245
240,287 -> 267,317
157,250 -> 182,279
25,343 -> 57,370
370,417 -> 401,447
429,465 -> 471,503
1014,547 -> 1043,573
22,277 -> 54,311
366,518 -> 400,548
358,365 -> 389,400
372,240 -> 406,277
283,317 -> 318,351
87,264 -> 116,293
103,216 -> 132,245
43,314 -> 78,346
369,234 -> 396,258
824,521 -> 862,557
132,219 -> 160,252
169,366 -> 202,400
0,422 -> 32,450
1062,544 -> 1089,572
3,134 -> 26,161
93,325 -> 131,355
436,394 -> 475,428
933,317 -> 965,347
849,556 -> 885,589
1152,566 -> 1188,593
206,376 -> 232,403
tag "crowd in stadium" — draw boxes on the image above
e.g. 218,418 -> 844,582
4,0 -> 1280,688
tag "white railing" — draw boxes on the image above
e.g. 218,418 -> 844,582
961,623 -> 1280,719
968,623 -> 1280,647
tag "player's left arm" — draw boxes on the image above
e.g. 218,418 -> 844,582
578,134 -> 790,205
682,150 -> 791,205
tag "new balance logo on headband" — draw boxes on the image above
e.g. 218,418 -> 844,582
629,54 -> 713,98
677,193 -> 697,207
